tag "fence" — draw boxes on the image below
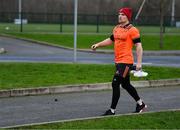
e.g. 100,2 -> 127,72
0,12 -> 180,33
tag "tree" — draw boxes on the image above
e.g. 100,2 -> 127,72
159,0 -> 165,49
159,0 -> 169,49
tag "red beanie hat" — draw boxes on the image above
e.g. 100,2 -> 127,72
119,8 -> 132,21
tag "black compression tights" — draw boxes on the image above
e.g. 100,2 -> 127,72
110,74 -> 140,109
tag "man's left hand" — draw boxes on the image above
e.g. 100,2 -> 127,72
136,63 -> 142,70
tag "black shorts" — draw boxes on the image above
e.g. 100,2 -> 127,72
115,63 -> 133,78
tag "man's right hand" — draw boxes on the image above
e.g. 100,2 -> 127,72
91,44 -> 98,51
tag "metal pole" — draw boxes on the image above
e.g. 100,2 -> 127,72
20,11 -> 23,32
171,0 -> 175,26
19,0 -> 23,32
74,0 -> 78,62
18,0 -> 22,20
135,0 -> 146,20
19,0 -> 22,20
60,14 -> 63,32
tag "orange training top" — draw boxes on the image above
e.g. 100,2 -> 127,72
113,24 -> 140,64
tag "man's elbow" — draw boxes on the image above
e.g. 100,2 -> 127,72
136,43 -> 143,53
136,42 -> 142,48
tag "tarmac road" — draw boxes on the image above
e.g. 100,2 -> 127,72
0,86 -> 180,128
0,36 -> 180,67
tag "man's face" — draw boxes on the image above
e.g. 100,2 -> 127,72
118,12 -> 128,24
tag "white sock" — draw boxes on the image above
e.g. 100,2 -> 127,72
110,108 -> 115,113
137,99 -> 143,105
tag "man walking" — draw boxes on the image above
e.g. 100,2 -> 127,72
91,8 -> 147,115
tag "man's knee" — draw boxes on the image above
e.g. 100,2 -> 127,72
121,82 -> 128,89
121,78 -> 130,89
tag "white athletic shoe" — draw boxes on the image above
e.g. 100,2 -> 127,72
133,70 -> 148,77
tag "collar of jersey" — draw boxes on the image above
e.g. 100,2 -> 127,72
118,23 -> 132,29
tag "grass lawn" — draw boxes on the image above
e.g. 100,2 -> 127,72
13,110 -> 180,129
4,33 -> 180,50
0,23 -> 112,33
1,23 -> 180,33
0,63 -> 180,90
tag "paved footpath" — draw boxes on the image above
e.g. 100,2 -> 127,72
1,36 -> 180,67
0,86 -> 180,128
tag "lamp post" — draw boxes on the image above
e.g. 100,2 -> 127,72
171,0 -> 175,26
74,0 -> 78,62
18,0 -> 22,20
